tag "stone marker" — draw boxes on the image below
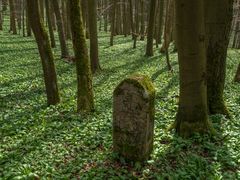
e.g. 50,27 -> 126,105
113,74 -> 155,162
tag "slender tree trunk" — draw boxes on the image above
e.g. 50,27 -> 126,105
175,0 -> 212,137
110,0 -> 116,46
103,0 -> 108,32
69,0 -> 94,113
158,0 -> 164,44
45,0 -> 56,48
22,0 -> 25,36
205,0 -> 233,117
9,0 -> 17,34
66,0 -> 72,40
51,0 -> 69,58
145,0 -> 156,56
160,0 -> 174,53
26,3 -> 31,36
88,0 -> 101,73
140,0 -> 145,40
26,0 -> 60,106
0,0 -> 3,30
129,0 -> 137,48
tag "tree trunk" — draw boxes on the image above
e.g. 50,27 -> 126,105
145,0 -> 156,56
175,0 -> 212,137
129,0 -> 137,48
26,3 -> 31,36
110,0 -> 116,46
22,0 -> 25,36
205,0 -> 233,117
45,0 -> 56,48
69,0 -> 95,113
26,0 -> 60,106
88,0 -> 101,73
51,0 -> 69,58
160,0 -> 174,53
139,0 -> 145,40
155,0 -> 164,46
9,0 -> 17,34
0,0 -> 3,30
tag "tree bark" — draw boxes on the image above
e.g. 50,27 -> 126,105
87,0 -> 101,73
45,0 -> 56,48
205,0 -> 233,117
0,0 -> 3,30
110,0 -> 116,46
160,0 -> 174,53
175,0 -> 212,137
9,0 -> 17,34
145,0 -> 156,56
26,0 -> 60,106
51,0 -> 69,58
69,0 -> 95,113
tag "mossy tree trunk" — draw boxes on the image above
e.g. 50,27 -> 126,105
87,0 -> 101,73
145,0 -> 156,57
51,0 -> 69,58
175,0 -> 212,137
69,0 -> 95,113
39,0 -> 44,21
205,0 -> 233,117
26,0 -> 60,106
234,63 -> 240,82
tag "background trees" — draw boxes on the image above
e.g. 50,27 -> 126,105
1,0 -> 240,179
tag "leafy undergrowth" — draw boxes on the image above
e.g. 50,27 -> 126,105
0,29 -> 240,179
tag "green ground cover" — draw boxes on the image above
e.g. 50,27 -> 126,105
0,29 -> 240,179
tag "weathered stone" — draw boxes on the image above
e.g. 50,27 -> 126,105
113,74 -> 155,162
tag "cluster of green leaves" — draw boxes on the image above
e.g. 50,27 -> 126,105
0,29 -> 239,179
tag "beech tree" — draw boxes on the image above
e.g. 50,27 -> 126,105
9,0 -> 17,34
45,0 -> 56,48
26,0 -> 60,106
88,0 -> 101,73
160,0 -> 174,53
145,0 -> 156,56
175,0 -> 212,137
205,0 -> 233,117
69,0 -> 94,113
110,0 -> 116,46
51,0 -> 69,58
0,0 -> 3,30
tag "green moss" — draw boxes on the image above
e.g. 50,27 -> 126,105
114,74 -> 156,101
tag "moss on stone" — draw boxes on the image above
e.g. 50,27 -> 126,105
114,74 -> 156,101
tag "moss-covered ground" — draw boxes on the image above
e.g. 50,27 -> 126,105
0,27 -> 240,179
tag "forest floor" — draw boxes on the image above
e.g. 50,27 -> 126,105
0,29 -> 240,179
